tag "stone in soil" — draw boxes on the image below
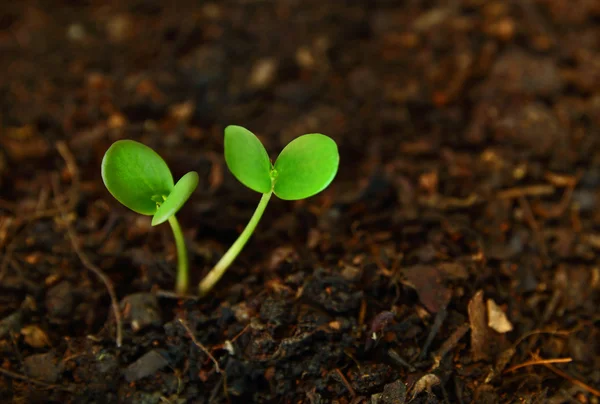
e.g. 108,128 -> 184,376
124,350 -> 170,382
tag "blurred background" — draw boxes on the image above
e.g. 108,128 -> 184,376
1,1 -> 599,403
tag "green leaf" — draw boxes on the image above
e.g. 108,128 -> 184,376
224,125 -> 272,194
273,134 -> 339,200
101,140 -> 174,215
152,171 -> 199,226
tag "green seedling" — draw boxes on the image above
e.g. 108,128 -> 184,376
101,140 -> 199,295
198,125 -> 339,296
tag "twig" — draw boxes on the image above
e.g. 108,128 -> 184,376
0,224 -> 22,284
485,328 -> 573,383
51,174 -> 123,347
531,352 -> 600,397
208,369 -> 226,403
15,140 -> 81,222
2,140 -> 83,281
0,367 -> 74,392
496,185 -> 555,199
0,216 -> 14,250
334,368 -> 356,397
229,323 -> 251,343
206,323 -> 250,356
9,333 -> 29,391
544,171 -> 579,188
533,184 -> 576,219
419,307 -> 447,360
453,375 -> 465,404
388,348 -> 416,372
358,298 -> 367,327
518,196 -> 548,260
206,151 -> 224,192
56,141 -> 80,208
178,318 -> 221,373
503,357 -> 572,373
431,323 -> 470,369
10,258 -> 41,292
350,396 -> 367,404
514,328 -> 572,347
155,289 -> 200,300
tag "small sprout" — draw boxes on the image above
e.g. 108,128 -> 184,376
101,140 -> 198,295
198,125 -> 339,296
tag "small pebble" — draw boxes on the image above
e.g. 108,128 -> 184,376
248,58 -> 278,90
124,350 -> 169,382
67,23 -> 86,42
46,281 -> 75,318
24,352 -> 62,383
372,379 -> 407,404
120,293 -> 162,332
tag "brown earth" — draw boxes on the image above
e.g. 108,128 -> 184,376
0,1 -> 599,403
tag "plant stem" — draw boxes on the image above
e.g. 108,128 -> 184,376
198,191 -> 272,296
168,214 -> 189,295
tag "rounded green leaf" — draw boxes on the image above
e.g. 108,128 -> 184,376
101,140 -> 174,215
224,125 -> 272,194
152,171 -> 199,226
273,134 -> 339,200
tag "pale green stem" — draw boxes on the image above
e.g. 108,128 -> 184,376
167,215 -> 189,295
198,191 -> 273,296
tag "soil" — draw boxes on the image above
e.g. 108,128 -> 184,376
1,1 -> 599,403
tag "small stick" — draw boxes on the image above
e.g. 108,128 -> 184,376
496,185 -> 555,199
431,323 -> 470,369
388,348 -> 416,372
206,151 -> 224,192
518,196 -> 548,260
19,140 -> 83,222
334,368 -> 356,397
533,185 -> 575,219
155,289 -> 200,300
208,369 -> 227,403
56,141 -> 80,208
531,352 -> 600,397
229,323 -> 251,343
358,298 -> 366,327
51,174 -> 123,347
419,307 -> 447,360
503,357 -> 572,373
178,318 -> 221,373
0,224 -> 23,284
350,396 -> 367,404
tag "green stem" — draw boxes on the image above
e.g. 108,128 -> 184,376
167,215 -> 189,295
198,191 -> 272,296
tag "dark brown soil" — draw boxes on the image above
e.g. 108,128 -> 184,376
1,1 -> 599,403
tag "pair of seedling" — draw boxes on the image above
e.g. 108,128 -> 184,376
101,126 -> 339,296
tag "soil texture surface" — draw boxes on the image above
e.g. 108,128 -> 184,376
1,1 -> 599,403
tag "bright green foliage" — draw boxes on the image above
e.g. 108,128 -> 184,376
273,134 -> 339,200
223,125 -> 339,200
101,140 -> 198,225
101,139 -> 198,295
153,172 -> 199,226
224,125 -> 272,194
101,140 -> 175,216
198,125 -> 339,296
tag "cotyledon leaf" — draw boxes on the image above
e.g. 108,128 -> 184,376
152,171 -> 199,226
273,134 -> 339,200
101,140 -> 174,215
224,125 -> 273,194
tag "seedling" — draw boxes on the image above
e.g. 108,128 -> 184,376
101,140 -> 199,295
198,125 -> 339,296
